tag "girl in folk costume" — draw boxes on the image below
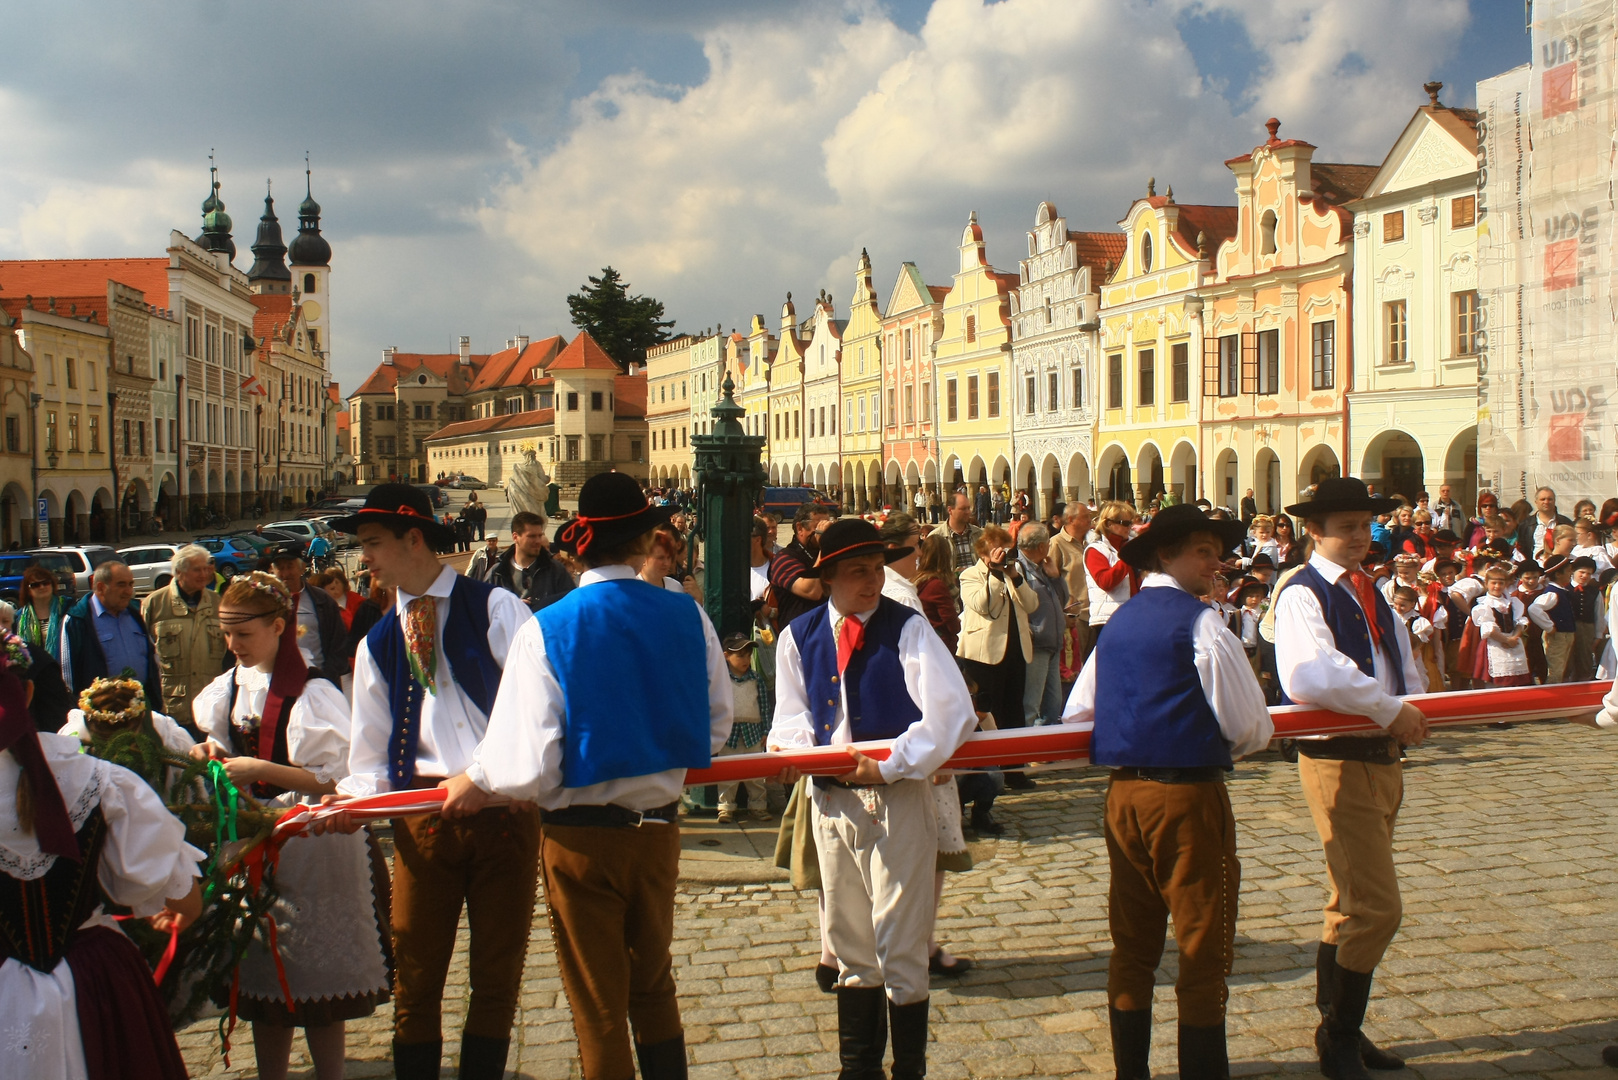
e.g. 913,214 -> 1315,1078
191,573 -> 390,1080
0,662 -> 204,1080
1470,565 -> 1533,687
1509,560 -> 1548,683
1390,586 -> 1444,693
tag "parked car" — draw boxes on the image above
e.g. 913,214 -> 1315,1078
296,496 -> 365,520
445,476 -> 488,490
194,536 -> 274,577
266,519 -> 340,554
0,552 -> 76,605
761,487 -> 836,518
117,544 -> 182,593
414,484 -> 449,509
26,546 -> 120,595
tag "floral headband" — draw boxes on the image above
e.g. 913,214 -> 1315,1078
78,677 -> 147,726
218,571 -> 293,625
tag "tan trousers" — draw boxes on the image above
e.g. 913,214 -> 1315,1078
391,806 -> 541,1044
812,779 -> 937,1005
1545,629 -> 1576,683
1104,775 -> 1240,1027
1297,757 -> 1403,973
540,821 -> 684,1080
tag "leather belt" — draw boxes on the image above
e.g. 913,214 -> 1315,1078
1296,736 -> 1401,765
812,776 -> 880,792
1110,767 -> 1229,784
540,801 -> 680,828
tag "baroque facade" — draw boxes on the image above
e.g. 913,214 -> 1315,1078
880,264 -> 944,500
838,250 -> 885,512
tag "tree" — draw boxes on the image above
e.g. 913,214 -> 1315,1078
566,267 -> 676,369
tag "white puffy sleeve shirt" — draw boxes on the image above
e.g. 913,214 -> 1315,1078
194,661 -> 357,789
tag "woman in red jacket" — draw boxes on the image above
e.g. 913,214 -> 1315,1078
1085,501 -> 1139,641
912,534 -> 961,653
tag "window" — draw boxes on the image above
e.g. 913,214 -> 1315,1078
1048,371 -> 1059,411
844,396 -> 853,432
887,389 -> 898,427
304,272 -> 316,294
858,396 -> 866,431
946,380 -> 958,423
793,411 -> 799,438
168,419 -> 176,452
1255,330 -> 1279,395
1138,349 -> 1156,407
87,363 -> 96,391
904,329 -> 913,360
566,392 -> 579,411
1025,375 -> 1036,414
858,346 -> 865,374
986,371 -> 1000,417
414,403 -> 431,420
44,355 -> 54,386
967,376 -> 979,420
1107,353 -> 1123,409
566,436 -> 580,461
1171,343 -> 1189,402
904,386 -> 914,424
1452,195 -> 1476,228
1385,301 -> 1408,363
1382,211 -> 1405,243
185,316 -> 200,358
920,381 -> 930,421
1140,232 -> 1153,271
1072,367 -> 1084,411
1453,291 -> 1481,355
68,414 -> 80,451
65,359 -> 76,390
155,419 -> 163,453
590,435 -> 605,460
1260,210 -> 1278,255
774,414 -> 780,441
45,412 -> 57,451
1218,335 -> 1240,397
871,392 -> 881,429
630,439 -> 642,461
4,416 -> 17,453
122,420 -> 131,457
1311,321 -> 1336,389
591,391 -> 603,411
819,406 -> 826,436
965,315 -> 976,343
158,358 -> 165,380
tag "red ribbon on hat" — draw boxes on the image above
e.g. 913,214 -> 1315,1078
557,507 -> 650,556
356,504 -> 431,520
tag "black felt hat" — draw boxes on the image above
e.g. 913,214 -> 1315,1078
1285,476 -> 1395,519
332,483 -> 457,551
552,472 -> 674,557
1118,504 -> 1246,570
804,518 -> 910,577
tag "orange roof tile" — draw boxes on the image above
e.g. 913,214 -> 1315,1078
1171,204 -> 1239,259
425,408 -> 556,443
1307,162 -> 1378,206
354,352 -> 487,396
548,331 -> 621,372
1070,231 -> 1126,274
614,373 -> 647,419
926,285 -> 951,303
0,258 -> 171,310
250,293 -> 295,346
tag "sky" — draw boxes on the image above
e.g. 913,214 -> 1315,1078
0,0 -> 1530,395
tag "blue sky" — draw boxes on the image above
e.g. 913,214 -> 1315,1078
0,0 -> 1529,391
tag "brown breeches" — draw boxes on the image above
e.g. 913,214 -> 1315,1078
390,806 -> 541,1045
1104,775 -> 1240,1027
1297,756 -> 1404,973
540,821 -> 684,1080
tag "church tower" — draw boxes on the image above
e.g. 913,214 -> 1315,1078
246,181 -> 291,294
194,159 -> 237,261
288,158 -> 332,356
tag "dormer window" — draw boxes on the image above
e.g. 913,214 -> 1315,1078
1260,210 -> 1278,255
1141,232 -> 1153,272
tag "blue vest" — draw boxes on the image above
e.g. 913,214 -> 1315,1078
1542,582 -> 1578,631
1092,586 -> 1232,770
537,578 -> 712,788
793,598 -> 924,745
367,576 -> 503,790
1278,562 -> 1406,704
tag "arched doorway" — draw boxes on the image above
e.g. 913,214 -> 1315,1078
1135,443 -> 1164,506
1298,445 -> 1341,499
1066,452 -> 1092,504
1254,447 -> 1282,515
1444,425 -> 1478,514
1362,429 -> 1424,503
1213,448 -> 1239,510
63,490 -> 86,543
0,483 -> 26,549
1168,441 -> 1197,504
1097,445 -> 1130,504
1039,454 -> 1061,519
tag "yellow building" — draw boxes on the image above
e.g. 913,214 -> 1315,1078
1097,182 -> 1235,505
765,295 -> 807,487
839,249 -> 885,512
726,323 -> 772,469
1201,120 -> 1373,513
646,334 -> 695,489
932,213 -> 1018,501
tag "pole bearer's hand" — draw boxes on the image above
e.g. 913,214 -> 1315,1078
836,747 -> 887,785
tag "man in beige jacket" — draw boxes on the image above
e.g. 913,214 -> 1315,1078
1049,502 -> 1093,669
143,544 -> 229,735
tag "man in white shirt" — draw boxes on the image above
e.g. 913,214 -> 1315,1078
329,484 -> 534,1080
769,518 -> 977,1080
1273,477 -> 1427,1080
1062,504 -> 1272,1078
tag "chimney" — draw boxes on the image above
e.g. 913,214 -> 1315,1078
628,362 -> 639,376
458,336 -> 471,366
382,346 -> 396,366
516,334 -> 530,351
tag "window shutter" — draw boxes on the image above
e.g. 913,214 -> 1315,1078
1240,331 -> 1259,395
1203,336 -> 1221,397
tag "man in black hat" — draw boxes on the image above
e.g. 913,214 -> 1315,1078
327,483 -> 537,1080
768,518 -> 977,1080
468,471 -> 731,1080
1272,477 -> 1427,1080
1062,504 -> 1272,1078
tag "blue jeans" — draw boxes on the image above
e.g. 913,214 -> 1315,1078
1024,647 -> 1064,725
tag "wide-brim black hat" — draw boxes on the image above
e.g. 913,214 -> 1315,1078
803,517 -> 910,577
1119,504 -> 1246,570
332,482 -> 457,551
551,471 -> 673,557
1285,477 -> 1394,519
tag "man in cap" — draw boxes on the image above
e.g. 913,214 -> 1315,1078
328,483 -> 536,1080
263,548 -> 346,684
469,472 -> 731,1080
1063,504 -> 1272,1077
768,518 -> 977,1080
1273,477 -> 1427,1080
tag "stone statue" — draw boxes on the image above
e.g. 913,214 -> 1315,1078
506,449 -> 550,516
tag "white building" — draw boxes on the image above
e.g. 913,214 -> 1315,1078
801,293 -> 845,498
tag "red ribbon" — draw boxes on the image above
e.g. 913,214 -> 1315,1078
557,507 -> 652,555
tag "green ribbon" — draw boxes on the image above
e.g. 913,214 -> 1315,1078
204,760 -> 241,895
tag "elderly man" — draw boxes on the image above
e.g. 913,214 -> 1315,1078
1050,502 -> 1093,667
264,549 -> 347,684
1016,524 -> 1069,725
143,544 -> 229,734
467,535 -> 501,582
60,561 -> 163,710
1521,486 -> 1573,560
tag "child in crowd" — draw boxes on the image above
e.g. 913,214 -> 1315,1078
1571,519 -> 1614,574
1233,581 -> 1267,681
1512,560 -> 1548,682
1391,585 -> 1442,692
1471,565 -> 1532,686
1531,557 -> 1581,683
716,633 -> 771,825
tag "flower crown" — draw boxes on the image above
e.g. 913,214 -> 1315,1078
78,677 -> 147,726
219,571 -> 293,624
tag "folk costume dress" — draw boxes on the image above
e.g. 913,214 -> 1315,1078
1469,594 -> 1532,686
0,676 -> 203,1080
193,658 -> 391,1026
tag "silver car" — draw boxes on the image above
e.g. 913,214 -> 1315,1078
117,543 -> 182,593
26,546 -> 120,595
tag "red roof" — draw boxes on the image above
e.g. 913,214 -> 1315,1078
354,352 -> 487,396
0,258 -> 171,312
250,293 -> 295,346
1172,204 -> 1239,259
614,373 -> 647,419
548,331 -> 620,372
425,408 -> 556,443
1071,231 -> 1126,274
926,285 -> 950,303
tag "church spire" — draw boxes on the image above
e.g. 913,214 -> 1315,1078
289,153 -> 331,268
247,179 -> 292,291
195,152 -> 237,261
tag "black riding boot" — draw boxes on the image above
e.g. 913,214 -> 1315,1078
1319,962 -> 1376,1080
1108,1006 -> 1151,1080
635,1034 -> 690,1080
1177,1021 -> 1229,1079
457,1034 -> 509,1080
888,997 -> 930,1080
836,986 -> 889,1080
392,1039 -> 442,1080
1315,943 -> 1404,1071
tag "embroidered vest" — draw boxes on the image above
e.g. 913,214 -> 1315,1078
367,576 -> 502,790
1572,584 -> 1600,624
792,597 -> 924,746
1092,587 -> 1232,770
1278,562 -> 1407,705
537,578 -> 712,788
0,809 -> 108,973
1542,582 -> 1578,632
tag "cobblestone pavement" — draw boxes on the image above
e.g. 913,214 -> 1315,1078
179,721 -> 1618,1077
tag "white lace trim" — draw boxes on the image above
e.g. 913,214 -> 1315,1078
0,765 -> 103,881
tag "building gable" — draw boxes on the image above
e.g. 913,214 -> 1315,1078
885,263 -> 930,317
1372,112 -> 1479,198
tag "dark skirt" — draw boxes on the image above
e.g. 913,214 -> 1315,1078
70,926 -> 188,1080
